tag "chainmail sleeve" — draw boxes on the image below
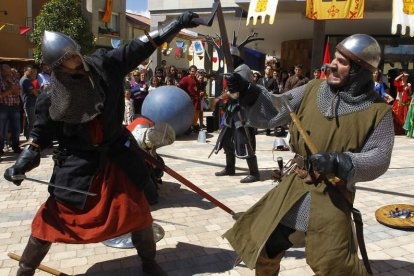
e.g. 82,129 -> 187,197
244,84 -> 306,129
344,110 -> 394,191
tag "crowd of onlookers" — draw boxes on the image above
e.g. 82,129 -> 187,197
1,58 -> 413,158
123,60 -> 209,134
0,63 -> 50,156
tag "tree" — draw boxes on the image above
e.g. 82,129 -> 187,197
32,0 -> 94,64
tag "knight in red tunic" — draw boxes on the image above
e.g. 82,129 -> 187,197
4,11 -> 199,276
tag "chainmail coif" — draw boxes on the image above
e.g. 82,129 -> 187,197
48,69 -> 104,124
317,64 -> 381,119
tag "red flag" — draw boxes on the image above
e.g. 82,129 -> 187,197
19,26 -> 31,35
320,37 -> 330,79
102,0 -> 113,23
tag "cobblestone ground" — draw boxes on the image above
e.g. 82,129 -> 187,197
0,129 -> 413,276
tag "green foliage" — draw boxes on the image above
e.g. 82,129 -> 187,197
32,0 -> 94,64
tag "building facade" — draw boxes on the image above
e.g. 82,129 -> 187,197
148,0 -> 414,77
0,0 -> 48,59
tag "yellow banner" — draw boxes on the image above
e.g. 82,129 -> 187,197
306,0 -> 364,20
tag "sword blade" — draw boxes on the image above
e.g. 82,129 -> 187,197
24,177 -> 97,197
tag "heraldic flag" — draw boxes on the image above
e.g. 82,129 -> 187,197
306,0 -> 365,20
392,0 -> 414,37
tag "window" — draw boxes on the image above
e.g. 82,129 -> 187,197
98,11 -> 120,36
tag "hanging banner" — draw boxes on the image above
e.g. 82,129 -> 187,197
246,0 -> 279,25
306,0 -> 365,20
175,40 -> 186,59
19,26 -> 31,35
392,0 -> 414,37
192,40 -> 204,56
102,0 -> 113,23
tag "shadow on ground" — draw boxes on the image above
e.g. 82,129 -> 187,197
151,181 -> 218,214
82,242 -> 236,276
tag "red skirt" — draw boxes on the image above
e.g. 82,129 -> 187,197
32,162 -> 152,243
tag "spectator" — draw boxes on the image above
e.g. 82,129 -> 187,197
37,63 -> 51,94
179,65 -> 200,133
0,64 -> 21,154
196,71 -> 207,128
154,67 -> 165,85
168,65 -> 181,84
373,69 -> 392,102
130,71 -> 148,114
392,72 -> 412,134
313,68 -> 321,79
165,76 -> 175,86
252,71 -> 261,84
148,76 -> 160,92
20,66 -> 39,140
257,65 -> 279,94
257,65 -> 279,136
123,90 -> 134,126
283,64 -> 309,92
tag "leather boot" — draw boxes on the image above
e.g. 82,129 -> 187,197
215,153 -> 235,176
131,227 -> 167,276
255,249 -> 284,276
17,235 -> 52,276
240,156 -> 260,183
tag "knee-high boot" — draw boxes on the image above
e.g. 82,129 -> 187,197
131,227 -> 167,276
215,153 -> 235,176
255,248 -> 285,276
240,156 -> 260,183
17,235 -> 52,276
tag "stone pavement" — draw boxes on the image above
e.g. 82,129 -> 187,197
0,129 -> 414,276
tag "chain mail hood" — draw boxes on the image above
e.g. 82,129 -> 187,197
48,68 -> 104,124
317,66 -> 380,119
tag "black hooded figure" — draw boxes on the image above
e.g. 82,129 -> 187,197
214,32 -> 263,183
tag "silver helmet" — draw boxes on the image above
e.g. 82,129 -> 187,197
336,34 -> 381,72
41,31 -> 89,71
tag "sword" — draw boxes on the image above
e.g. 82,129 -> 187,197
11,175 -> 97,197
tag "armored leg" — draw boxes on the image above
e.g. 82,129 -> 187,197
131,227 -> 167,276
254,223 -> 295,276
215,153 -> 236,176
17,235 -> 52,276
240,156 -> 260,183
255,249 -> 285,276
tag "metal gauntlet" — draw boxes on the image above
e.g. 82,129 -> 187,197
138,11 -> 199,48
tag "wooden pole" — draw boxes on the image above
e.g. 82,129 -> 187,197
8,252 -> 70,276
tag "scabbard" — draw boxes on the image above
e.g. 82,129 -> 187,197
352,208 -> 373,275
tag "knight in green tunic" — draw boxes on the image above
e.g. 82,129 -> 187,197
223,34 -> 394,276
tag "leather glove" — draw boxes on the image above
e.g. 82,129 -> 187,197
225,72 -> 250,95
4,146 -> 41,186
177,11 -> 200,29
309,152 -> 353,182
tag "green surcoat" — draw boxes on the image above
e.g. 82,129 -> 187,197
223,80 -> 390,275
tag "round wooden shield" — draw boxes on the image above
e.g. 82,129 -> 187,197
375,204 -> 414,230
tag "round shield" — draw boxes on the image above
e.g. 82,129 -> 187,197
102,223 -> 165,249
375,204 -> 414,230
